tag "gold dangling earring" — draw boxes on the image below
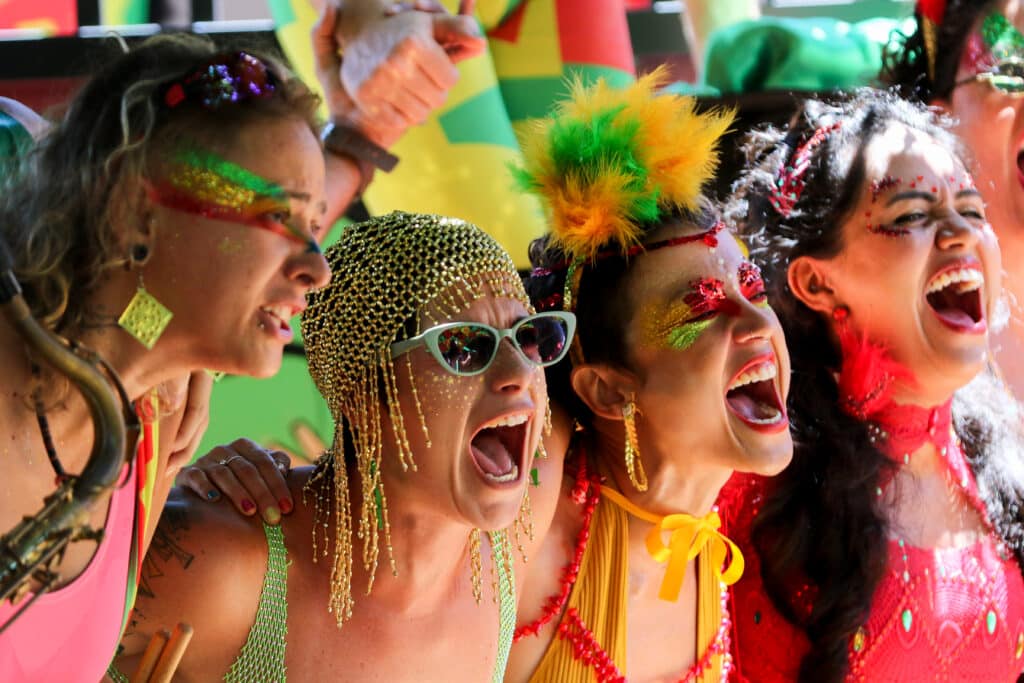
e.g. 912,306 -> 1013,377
468,528 -> 483,605
623,398 -> 648,491
118,243 -> 172,349
512,489 -> 535,563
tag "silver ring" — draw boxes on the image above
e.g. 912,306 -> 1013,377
218,454 -> 245,467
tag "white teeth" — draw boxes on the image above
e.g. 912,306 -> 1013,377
728,362 -> 777,391
260,305 -> 290,321
483,464 -> 519,483
926,268 -> 984,295
745,407 -> 784,425
483,414 -> 529,429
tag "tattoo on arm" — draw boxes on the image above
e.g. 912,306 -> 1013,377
139,505 -> 195,600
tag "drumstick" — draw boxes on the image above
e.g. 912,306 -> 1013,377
132,629 -> 169,682
149,622 -> 194,683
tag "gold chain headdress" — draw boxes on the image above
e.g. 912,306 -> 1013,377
301,211 -> 529,625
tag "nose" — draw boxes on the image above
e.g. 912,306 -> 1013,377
286,246 -> 331,291
487,338 -> 535,394
935,214 -> 981,252
732,300 -> 775,346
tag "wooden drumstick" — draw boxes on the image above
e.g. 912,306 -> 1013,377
149,622 -> 194,683
131,629 -> 169,682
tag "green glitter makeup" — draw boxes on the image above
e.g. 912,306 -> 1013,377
147,146 -> 320,253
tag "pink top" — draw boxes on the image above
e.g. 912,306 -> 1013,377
0,462 -> 138,681
724,469 -> 1024,682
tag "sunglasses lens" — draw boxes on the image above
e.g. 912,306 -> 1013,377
992,74 -> 1024,92
436,325 -> 496,374
516,315 -> 570,364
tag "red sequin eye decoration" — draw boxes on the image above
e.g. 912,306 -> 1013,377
738,262 -> 766,300
685,277 -> 733,317
870,176 -> 901,203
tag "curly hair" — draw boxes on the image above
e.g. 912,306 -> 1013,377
725,88 -> 1024,683
0,33 -> 320,335
881,0 -> 998,102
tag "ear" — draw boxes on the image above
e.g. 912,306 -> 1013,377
110,180 -> 156,252
788,255 -> 840,316
570,363 -> 638,421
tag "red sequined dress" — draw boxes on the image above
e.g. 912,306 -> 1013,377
722,407 -> 1024,682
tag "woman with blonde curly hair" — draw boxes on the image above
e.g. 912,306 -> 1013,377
0,31 -> 347,680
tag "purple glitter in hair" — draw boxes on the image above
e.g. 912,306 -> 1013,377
162,51 -> 277,111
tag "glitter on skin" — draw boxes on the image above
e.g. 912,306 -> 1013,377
642,262 -> 769,352
865,172 -> 980,237
147,146 -> 320,252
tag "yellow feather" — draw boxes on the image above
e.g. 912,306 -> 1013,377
517,66 -> 735,261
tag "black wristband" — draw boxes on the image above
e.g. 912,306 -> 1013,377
321,121 -> 399,172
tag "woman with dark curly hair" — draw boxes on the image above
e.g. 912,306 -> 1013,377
724,88 -> 1024,682
883,0 -> 1024,395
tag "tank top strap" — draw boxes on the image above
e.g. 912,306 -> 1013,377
224,523 -> 289,682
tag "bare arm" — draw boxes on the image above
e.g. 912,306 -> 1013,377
115,490 -> 269,680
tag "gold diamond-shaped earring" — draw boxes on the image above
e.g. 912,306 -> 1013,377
118,244 -> 172,350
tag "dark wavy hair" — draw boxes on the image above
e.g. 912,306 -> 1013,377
881,0 -> 997,102
0,33 -> 320,335
524,202 -> 720,424
725,88 -> 1024,683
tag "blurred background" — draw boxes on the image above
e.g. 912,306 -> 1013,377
0,0 -> 917,463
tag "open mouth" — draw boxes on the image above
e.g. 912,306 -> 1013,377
725,355 -> 788,433
469,413 -> 530,487
258,305 -> 294,340
924,265 -> 986,334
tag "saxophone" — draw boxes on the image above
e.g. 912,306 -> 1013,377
0,235 -> 138,629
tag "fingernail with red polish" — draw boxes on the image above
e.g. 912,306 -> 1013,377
279,498 -> 293,514
241,499 -> 256,513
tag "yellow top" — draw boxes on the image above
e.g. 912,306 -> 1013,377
527,484 -> 741,682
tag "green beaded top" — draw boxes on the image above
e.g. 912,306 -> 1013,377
224,523 -> 289,682
490,530 -> 516,683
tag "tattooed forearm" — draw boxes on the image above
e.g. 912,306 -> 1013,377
139,504 -> 194,599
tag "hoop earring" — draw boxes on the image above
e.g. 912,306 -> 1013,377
118,243 -> 172,350
622,399 -> 648,491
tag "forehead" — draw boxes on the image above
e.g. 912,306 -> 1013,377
862,124 -> 965,182
422,277 -> 530,326
628,231 -> 748,302
215,115 -> 325,197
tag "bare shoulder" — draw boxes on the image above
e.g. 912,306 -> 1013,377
115,487 -> 271,677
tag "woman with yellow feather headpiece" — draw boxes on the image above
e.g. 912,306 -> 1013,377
505,68 -> 796,682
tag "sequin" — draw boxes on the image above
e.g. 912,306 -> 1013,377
853,627 -> 867,652
986,610 -> 997,635
901,609 -> 913,632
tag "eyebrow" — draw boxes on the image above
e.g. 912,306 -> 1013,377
885,190 -> 935,207
955,188 -> 982,200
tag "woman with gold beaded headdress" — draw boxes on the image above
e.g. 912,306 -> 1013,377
502,68 -> 796,682
112,211 -> 575,681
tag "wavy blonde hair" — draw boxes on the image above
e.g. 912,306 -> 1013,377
1,33 -> 321,334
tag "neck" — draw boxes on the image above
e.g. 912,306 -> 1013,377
587,420 -> 732,517
72,284 -> 194,401
353,467 -> 480,613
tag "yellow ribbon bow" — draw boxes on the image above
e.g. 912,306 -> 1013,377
600,486 -> 745,602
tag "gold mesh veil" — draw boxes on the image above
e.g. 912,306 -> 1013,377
301,211 -> 528,625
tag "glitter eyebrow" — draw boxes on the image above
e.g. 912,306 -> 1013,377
148,145 -> 319,251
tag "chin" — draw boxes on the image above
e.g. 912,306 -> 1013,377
736,433 -> 794,478
463,494 -> 526,533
